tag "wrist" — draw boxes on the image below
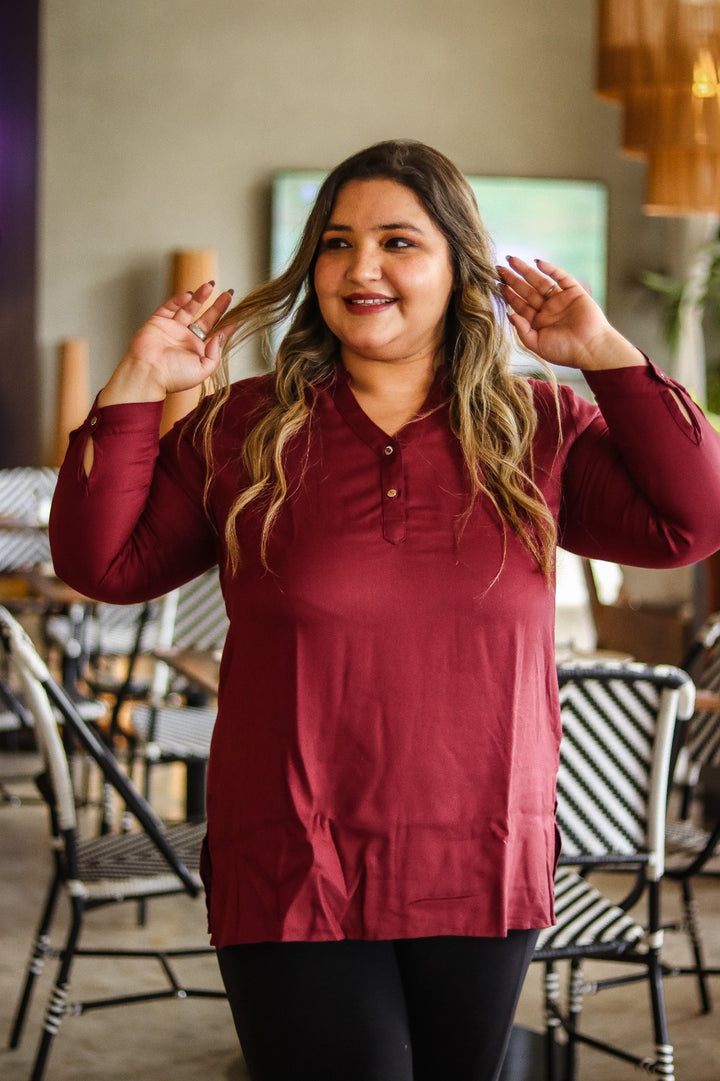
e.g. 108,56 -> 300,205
580,328 -> 646,371
98,356 -> 167,406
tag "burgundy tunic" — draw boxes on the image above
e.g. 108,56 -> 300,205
50,361 -> 720,946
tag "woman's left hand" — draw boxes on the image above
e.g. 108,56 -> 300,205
498,256 -> 644,371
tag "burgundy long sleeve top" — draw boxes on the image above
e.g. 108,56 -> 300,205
50,360 -> 720,946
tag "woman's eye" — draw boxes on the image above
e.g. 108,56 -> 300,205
385,237 -> 414,250
320,236 -> 350,250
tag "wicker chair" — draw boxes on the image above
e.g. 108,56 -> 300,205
0,606 -> 224,1081
663,612 -> 720,1013
533,661 -> 695,1081
0,671 -> 37,804
0,467 -> 57,575
128,567 -> 229,819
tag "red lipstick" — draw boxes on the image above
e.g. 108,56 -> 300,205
342,293 -> 397,314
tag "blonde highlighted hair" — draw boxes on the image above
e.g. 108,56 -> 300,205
194,140 -> 557,581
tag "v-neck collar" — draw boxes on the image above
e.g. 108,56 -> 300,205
330,365 -> 449,454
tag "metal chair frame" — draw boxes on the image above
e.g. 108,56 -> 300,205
0,607 -> 224,1081
127,568 -> 228,816
533,661 -> 695,1081
0,671 -> 38,805
662,611 -> 720,1013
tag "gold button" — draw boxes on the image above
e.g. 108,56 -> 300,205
386,488 -> 398,499
384,445 -> 394,455
89,416 -> 98,426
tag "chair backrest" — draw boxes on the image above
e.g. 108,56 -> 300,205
556,661 -> 695,875
45,600 -> 162,659
679,611 -> 720,773
0,467 -> 57,521
89,600 -> 162,658
150,568 -> 228,697
170,568 -> 229,652
0,467 -> 57,572
0,673 -> 34,733
0,606 -> 199,894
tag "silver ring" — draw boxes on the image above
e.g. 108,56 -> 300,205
543,285 -> 558,299
188,322 -> 207,342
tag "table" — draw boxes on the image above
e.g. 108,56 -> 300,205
150,648 -> 220,821
23,567 -> 89,608
152,647 -> 221,697
0,514 -> 45,530
22,569 -> 94,688
153,647 -> 720,714
555,646 -> 634,664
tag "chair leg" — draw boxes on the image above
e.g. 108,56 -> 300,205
28,898 -> 84,1081
564,961 -> 584,1081
543,962 -> 562,1081
648,949 -> 675,1081
8,872 -> 61,1050
680,878 -> 713,1014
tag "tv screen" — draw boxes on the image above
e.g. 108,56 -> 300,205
270,171 -> 608,367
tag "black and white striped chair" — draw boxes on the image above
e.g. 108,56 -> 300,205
0,606 -> 223,1081
129,568 -> 228,817
150,565 -> 229,696
42,600 -> 160,831
0,671 -> 38,805
663,612 -> 720,1013
44,598 -> 162,711
0,467 -> 57,574
534,661 -> 695,1081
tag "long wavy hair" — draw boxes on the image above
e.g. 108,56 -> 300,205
195,139 -> 557,580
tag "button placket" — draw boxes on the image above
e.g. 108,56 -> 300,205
380,442 -> 405,544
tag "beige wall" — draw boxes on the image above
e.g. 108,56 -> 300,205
39,0 -> 672,459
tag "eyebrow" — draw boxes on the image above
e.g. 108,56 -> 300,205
323,220 -> 426,234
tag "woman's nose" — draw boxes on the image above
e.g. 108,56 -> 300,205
346,244 -> 382,282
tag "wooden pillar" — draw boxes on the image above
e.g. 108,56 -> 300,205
160,249 -> 218,436
54,338 -> 90,466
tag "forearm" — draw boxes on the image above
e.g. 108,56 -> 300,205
574,326 -> 646,371
50,400 -> 216,603
561,362 -> 720,566
81,359 -> 168,476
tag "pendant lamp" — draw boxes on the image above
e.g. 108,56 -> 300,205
596,0 -> 720,214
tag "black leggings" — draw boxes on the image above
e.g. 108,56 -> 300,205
217,931 -> 538,1081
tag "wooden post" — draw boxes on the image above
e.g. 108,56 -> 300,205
160,248 -> 219,436
54,337 -> 90,466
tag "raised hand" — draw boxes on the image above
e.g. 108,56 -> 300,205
100,282 -> 236,406
497,256 -> 643,371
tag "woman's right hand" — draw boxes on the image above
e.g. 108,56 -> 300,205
99,282 -> 235,406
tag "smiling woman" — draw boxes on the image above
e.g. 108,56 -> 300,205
313,178 -> 455,431
48,139 -> 720,1081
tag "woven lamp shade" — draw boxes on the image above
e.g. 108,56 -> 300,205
597,0 -> 720,214
644,145 -> 720,213
596,0 -> 666,102
623,84 -> 720,157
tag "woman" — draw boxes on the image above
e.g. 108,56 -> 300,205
50,140 -> 720,1081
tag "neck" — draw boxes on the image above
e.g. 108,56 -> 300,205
341,352 -> 443,435
343,350 -> 439,396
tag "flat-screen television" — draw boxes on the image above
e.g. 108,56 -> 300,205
270,171 -> 608,367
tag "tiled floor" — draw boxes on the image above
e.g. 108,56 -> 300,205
1,754 -> 719,1080
0,760 -> 244,1081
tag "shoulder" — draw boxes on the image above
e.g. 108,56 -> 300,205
225,372 -> 276,414
208,373 -> 276,435
172,374 -> 275,470
528,376 -> 599,442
